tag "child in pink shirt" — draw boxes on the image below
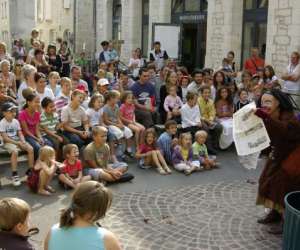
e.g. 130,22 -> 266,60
164,85 -> 183,122
19,91 -> 53,159
120,91 -> 145,145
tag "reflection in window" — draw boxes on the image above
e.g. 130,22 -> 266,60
259,0 -> 268,8
244,0 -> 268,9
243,22 -> 255,60
185,0 -> 200,12
172,0 -> 183,13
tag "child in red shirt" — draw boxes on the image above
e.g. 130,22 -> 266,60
135,128 -> 171,175
58,144 -> 91,189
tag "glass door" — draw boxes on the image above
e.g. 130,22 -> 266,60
242,0 -> 268,65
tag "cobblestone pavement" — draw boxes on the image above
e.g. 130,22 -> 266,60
101,181 -> 282,250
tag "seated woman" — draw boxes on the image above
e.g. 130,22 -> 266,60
255,89 -> 300,234
214,87 -> 233,150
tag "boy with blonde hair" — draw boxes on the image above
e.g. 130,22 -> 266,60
0,197 -> 35,250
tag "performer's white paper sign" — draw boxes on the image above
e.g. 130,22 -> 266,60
233,102 -> 270,156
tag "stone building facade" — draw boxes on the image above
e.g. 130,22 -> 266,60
0,0 -> 36,50
91,0 -> 300,75
35,0 -> 74,49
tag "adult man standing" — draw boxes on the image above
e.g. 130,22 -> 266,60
187,69 -> 205,94
282,51 -> 300,108
130,68 -> 156,128
244,47 -> 265,75
99,41 -> 110,63
149,41 -> 169,71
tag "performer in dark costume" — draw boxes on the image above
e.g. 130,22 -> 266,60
255,89 -> 300,234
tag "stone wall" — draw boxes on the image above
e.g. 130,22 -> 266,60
75,0 -> 95,57
120,0 -> 142,62
205,0 -> 243,70
265,0 -> 300,76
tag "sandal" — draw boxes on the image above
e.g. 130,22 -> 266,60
157,167 -> 167,175
164,166 -> 172,174
38,189 -> 51,196
46,185 -> 56,193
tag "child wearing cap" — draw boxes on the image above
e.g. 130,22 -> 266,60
0,103 -> 34,186
0,198 -> 35,250
96,78 -> 109,96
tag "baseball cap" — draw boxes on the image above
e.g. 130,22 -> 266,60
2,102 -> 18,112
76,84 -> 87,92
97,78 -> 109,86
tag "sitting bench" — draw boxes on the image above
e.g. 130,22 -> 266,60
0,146 -> 28,166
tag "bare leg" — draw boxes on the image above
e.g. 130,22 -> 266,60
58,174 -> 76,189
152,151 -> 166,175
10,151 -> 18,172
20,143 -> 34,168
38,170 -> 51,195
157,150 -> 172,174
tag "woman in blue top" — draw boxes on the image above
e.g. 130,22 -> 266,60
44,181 -> 121,250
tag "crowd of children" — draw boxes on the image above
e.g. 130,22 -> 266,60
0,35 -> 292,191
1,31 -> 300,249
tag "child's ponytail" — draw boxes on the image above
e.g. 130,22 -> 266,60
59,204 -> 76,228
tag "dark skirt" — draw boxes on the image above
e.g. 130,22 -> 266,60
257,157 -> 300,213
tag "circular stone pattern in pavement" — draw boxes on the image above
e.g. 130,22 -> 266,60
102,181 -> 282,250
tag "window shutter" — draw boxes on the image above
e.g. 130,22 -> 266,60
64,0 -> 71,9
45,0 -> 52,21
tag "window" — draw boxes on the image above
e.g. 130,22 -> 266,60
64,0 -> 71,9
242,0 -> 268,64
185,0 -> 200,12
112,0 -> 122,41
172,0 -> 183,13
171,0 -> 207,13
4,1 -> 7,19
244,0 -> 268,9
142,0 -> 149,57
44,0 -> 52,21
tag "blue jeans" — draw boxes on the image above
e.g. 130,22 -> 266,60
25,136 -> 53,160
62,131 -> 86,149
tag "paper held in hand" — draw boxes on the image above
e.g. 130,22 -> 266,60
233,102 -> 270,169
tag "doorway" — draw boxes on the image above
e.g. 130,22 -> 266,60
181,22 -> 206,72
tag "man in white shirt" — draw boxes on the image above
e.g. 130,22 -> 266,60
282,51 -> 300,108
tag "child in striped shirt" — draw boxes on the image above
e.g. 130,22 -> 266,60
40,97 -> 64,157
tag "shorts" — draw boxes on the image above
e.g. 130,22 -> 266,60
83,168 -> 105,180
3,143 -> 21,154
108,125 -> 133,140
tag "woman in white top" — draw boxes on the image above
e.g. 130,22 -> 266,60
35,72 -> 55,102
17,64 -> 37,109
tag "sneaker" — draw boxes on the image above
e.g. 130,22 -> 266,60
12,175 -> 21,187
139,163 -> 152,169
124,150 -> 134,158
184,169 -> 192,175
